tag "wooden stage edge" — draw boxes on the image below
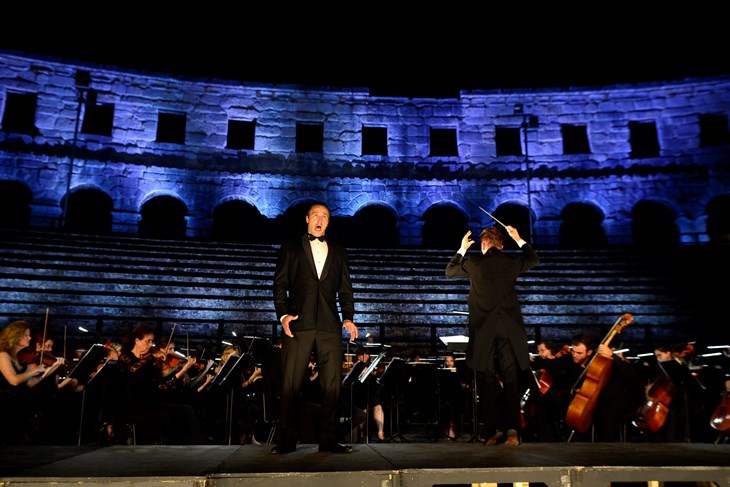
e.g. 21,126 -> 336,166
1,442 -> 729,487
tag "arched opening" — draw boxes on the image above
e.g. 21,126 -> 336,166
631,200 -> 679,250
422,204 -> 468,249
272,200 -> 321,243
211,200 -> 270,243
62,187 -> 113,234
559,202 -> 607,248
139,195 -> 188,240
492,202 -> 532,250
349,204 -> 399,248
0,180 -> 32,229
706,194 -> 730,245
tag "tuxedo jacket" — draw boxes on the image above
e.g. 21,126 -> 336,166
273,234 -> 355,334
445,244 -> 539,373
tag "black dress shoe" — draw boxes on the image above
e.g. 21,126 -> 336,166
271,444 -> 296,454
318,442 -> 352,453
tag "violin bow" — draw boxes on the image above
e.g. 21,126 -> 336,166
39,307 -> 50,367
165,323 -> 177,354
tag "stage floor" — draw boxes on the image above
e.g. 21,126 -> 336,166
1,441 -> 729,487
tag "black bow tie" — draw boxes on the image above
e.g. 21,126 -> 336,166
308,233 -> 325,242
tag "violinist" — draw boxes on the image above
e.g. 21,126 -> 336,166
0,320 -> 57,445
24,333 -> 84,444
27,333 -> 84,393
536,340 -> 561,359
115,324 -> 205,444
155,337 -> 203,401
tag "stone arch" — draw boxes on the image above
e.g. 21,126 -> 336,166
422,203 -> 469,249
631,199 -> 679,250
61,186 -> 113,234
138,194 -> 188,239
211,199 -> 270,243
347,203 -> 399,248
275,199 -> 322,243
559,202 -> 607,248
706,193 -> 730,244
0,180 -> 32,229
492,202 -> 533,250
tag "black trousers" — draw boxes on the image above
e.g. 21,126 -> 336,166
278,329 -> 342,447
476,320 -> 521,436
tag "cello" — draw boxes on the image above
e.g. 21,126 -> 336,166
710,391 -> 730,435
565,313 -> 633,434
637,343 -> 694,433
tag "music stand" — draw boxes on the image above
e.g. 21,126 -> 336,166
377,357 -> 409,442
70,344 -> 109,446
187,358 -> 214,388
341,361 -> 367,443
342,360 -> 367,388
658,359 -> 693,387
359,352 -> 385,384
439,335 -> 469,352
69,344 -> 108,386
212,354 -> 250,388
211,354 -> 250,445
440,335 -> 479,441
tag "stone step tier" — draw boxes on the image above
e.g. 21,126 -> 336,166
0,228 -> 701,358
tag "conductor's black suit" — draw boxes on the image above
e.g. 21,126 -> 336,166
445,227 -> 539,440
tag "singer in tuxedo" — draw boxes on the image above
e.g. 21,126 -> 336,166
445,225 -> 538,446
272,202 -> 358,454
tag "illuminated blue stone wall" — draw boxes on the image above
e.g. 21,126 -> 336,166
0,52 -> 729,245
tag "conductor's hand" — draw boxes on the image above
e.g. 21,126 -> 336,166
460,231 -> 475,252
343,320 -> 358,340
505,225 -> 521,242
281,314 -> 298,338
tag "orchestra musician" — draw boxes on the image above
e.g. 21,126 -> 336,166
0,320 -> 60,445
25,332 -> 84,444
536,339 -> 561,360
115,324 -> 205,444
352,347 -> 386,442
532,334 -> 644,442
197,345 -> 240,443
439,353 -> 468,441
637,343 -> 686,442
641,342 -> 717,443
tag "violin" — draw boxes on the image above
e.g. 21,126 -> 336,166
163,354 -> 206,373
565,313 -> 632,434
17,348 -> 66,369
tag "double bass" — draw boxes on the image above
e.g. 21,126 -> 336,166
565,313 -> 633,434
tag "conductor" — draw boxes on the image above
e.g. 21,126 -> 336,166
445,224 -> 539,446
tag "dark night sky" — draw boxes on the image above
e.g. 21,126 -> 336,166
3,8 -> 728,97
